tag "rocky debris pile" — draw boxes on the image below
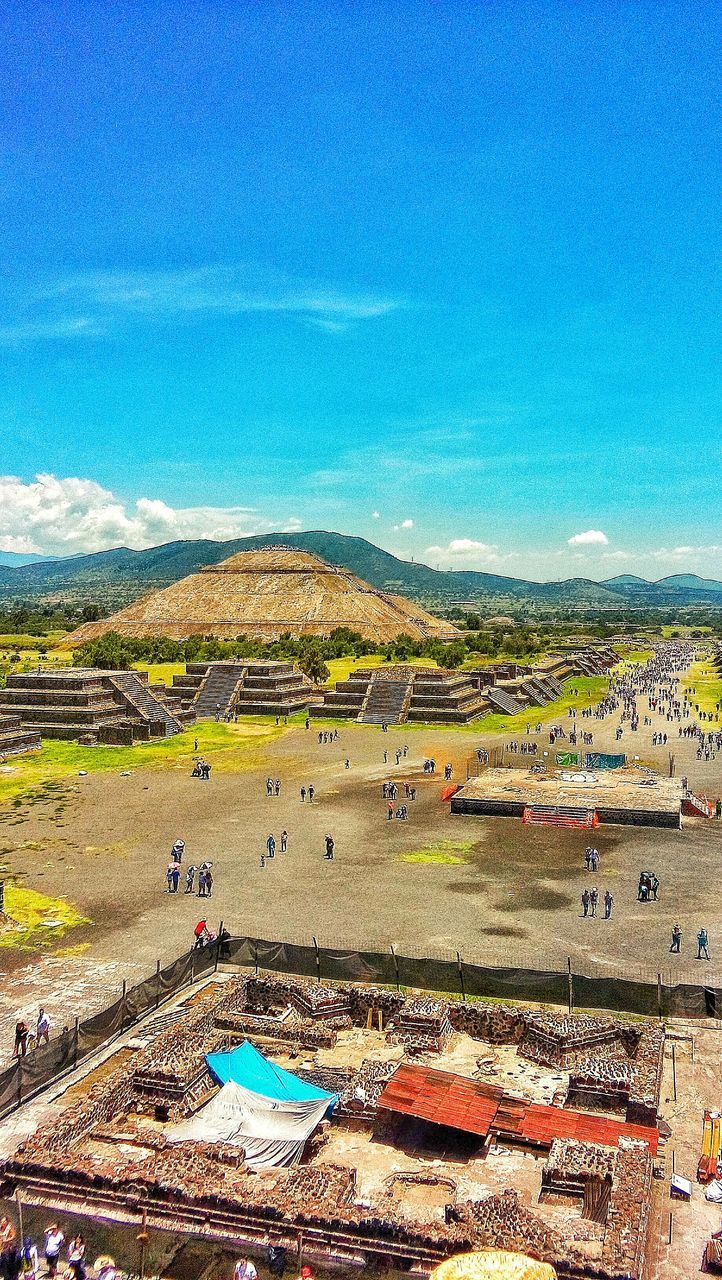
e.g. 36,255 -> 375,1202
337,1059 -> 398,1118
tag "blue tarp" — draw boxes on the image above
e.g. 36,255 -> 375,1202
206,1040 -> 335,1104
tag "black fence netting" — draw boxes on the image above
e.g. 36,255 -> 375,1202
77,995 -> 124,1056
123,975 -> 161,1025
321,947 -> 398,985
0,1062 -> 19,1114
159,952 -> 193,994
18,1028 -> 77,1101
254,939 -> 320,978
572,974 -> 660,1018
464,963 -> 569,1006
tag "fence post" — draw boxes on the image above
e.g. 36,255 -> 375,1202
73,1016 -> 79,1070
657,972 -> 663,1020
215,920 -> 224,973
254,938 -> 259,976
155,959 -> 161,1009
567,958 -> 574,1013
390,944 -> 400,993
457,952 -> 466,1002
17,1058 -> 23,1107
190,948 -> 195,986
312,936 -> 321,981
121,979 -> 127,1031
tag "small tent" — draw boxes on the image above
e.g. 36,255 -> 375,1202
167,1041 -> 337,1170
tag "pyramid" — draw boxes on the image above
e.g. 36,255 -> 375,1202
66,547 -> 461,645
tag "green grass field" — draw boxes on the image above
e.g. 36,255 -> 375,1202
681,658 -> 722,715
474,675 -> 609,734
0,718 -> 283,805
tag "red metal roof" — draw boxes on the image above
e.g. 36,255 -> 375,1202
377,1063 -> 659,1155
378,1063 -> 502,1138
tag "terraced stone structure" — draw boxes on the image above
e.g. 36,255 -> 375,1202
0,712 -> 42,757
66,547 -> 461,645
0,668 -> 194,743
315,665 -> 490,724
171,659 -> 323,719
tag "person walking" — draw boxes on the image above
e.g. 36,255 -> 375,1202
581,888 -> 590,917
324,834 -> 335,860
603,890 -> 613,919
266,834 -> 276,859
185,865 -> 197,894
300,786 -> 306,803
670,923 -> 682,953
308,785 -> 315,803
590,887 -> 598,918
697,927 -> 710,960
280,830 -> 288,853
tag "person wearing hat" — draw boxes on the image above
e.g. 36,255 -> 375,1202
171,840 -> 185,864
43,1225 -> 64,1279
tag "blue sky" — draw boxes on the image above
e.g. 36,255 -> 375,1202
0,1 -> 720,580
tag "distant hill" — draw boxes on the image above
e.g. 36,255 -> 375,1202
0,531 -> 721,610
0,551 -> 63,567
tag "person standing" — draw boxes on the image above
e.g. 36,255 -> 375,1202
36,1007 -> 50,1045
67,1236 -> 86,1280
324,834 -> 335,860
43,1226 -> 64,1280
590,887 -> 598,918
604,890 -> 613,920
280,831 -> 288,853
234,1260 -> 258,1280
13,1020 -> 28,1058
697,927 -> 710,960
300,786 -> 306,803
185,865 -> 197,894
308,785 -> 315,803
20,1237 -> 38,1280
266,834 -> 276,859
581,888 -> 590,917
670,923 -> 682,953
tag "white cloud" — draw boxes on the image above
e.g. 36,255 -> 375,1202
567,529 -> 609,547
0,267 -> 403,344
392,518 -> 414,531
0,473 -> 299,556
372,511 -> 381,520
424,538 -> 518,568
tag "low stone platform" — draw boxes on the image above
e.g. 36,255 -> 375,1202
451,766 -> 682,829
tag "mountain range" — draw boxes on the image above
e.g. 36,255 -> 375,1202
0,532 -> 721,609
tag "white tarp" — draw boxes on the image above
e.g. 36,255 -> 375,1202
167,1079 -> 330,1169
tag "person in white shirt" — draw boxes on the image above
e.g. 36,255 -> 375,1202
43,1225 -> 64,1278
234,1260 -> 258,1280
37,1008 -> 50,1045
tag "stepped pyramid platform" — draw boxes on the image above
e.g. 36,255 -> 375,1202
0,713 -> 42,757
65,547 -> 460,645
0,669 -> 194,744
171,659 -> 323,718
313,665 -> 490,725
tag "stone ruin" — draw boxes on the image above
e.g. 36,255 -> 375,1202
0,712 -> 41,757
0,974 -> 664,1280
170,660 -> 323,720
0,668 -> 195,743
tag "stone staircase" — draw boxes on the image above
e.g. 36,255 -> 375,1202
108,672 -> 184,737
487,687 -> 527,715
0,713 -> 42,757
194,664 -> 247,719
359,677 -> 414,725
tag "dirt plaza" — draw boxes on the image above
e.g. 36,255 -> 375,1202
1,689 -> 721,1022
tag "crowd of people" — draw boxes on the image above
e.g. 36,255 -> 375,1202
0,1220 -> 94,1280
165,840 -> 214,896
